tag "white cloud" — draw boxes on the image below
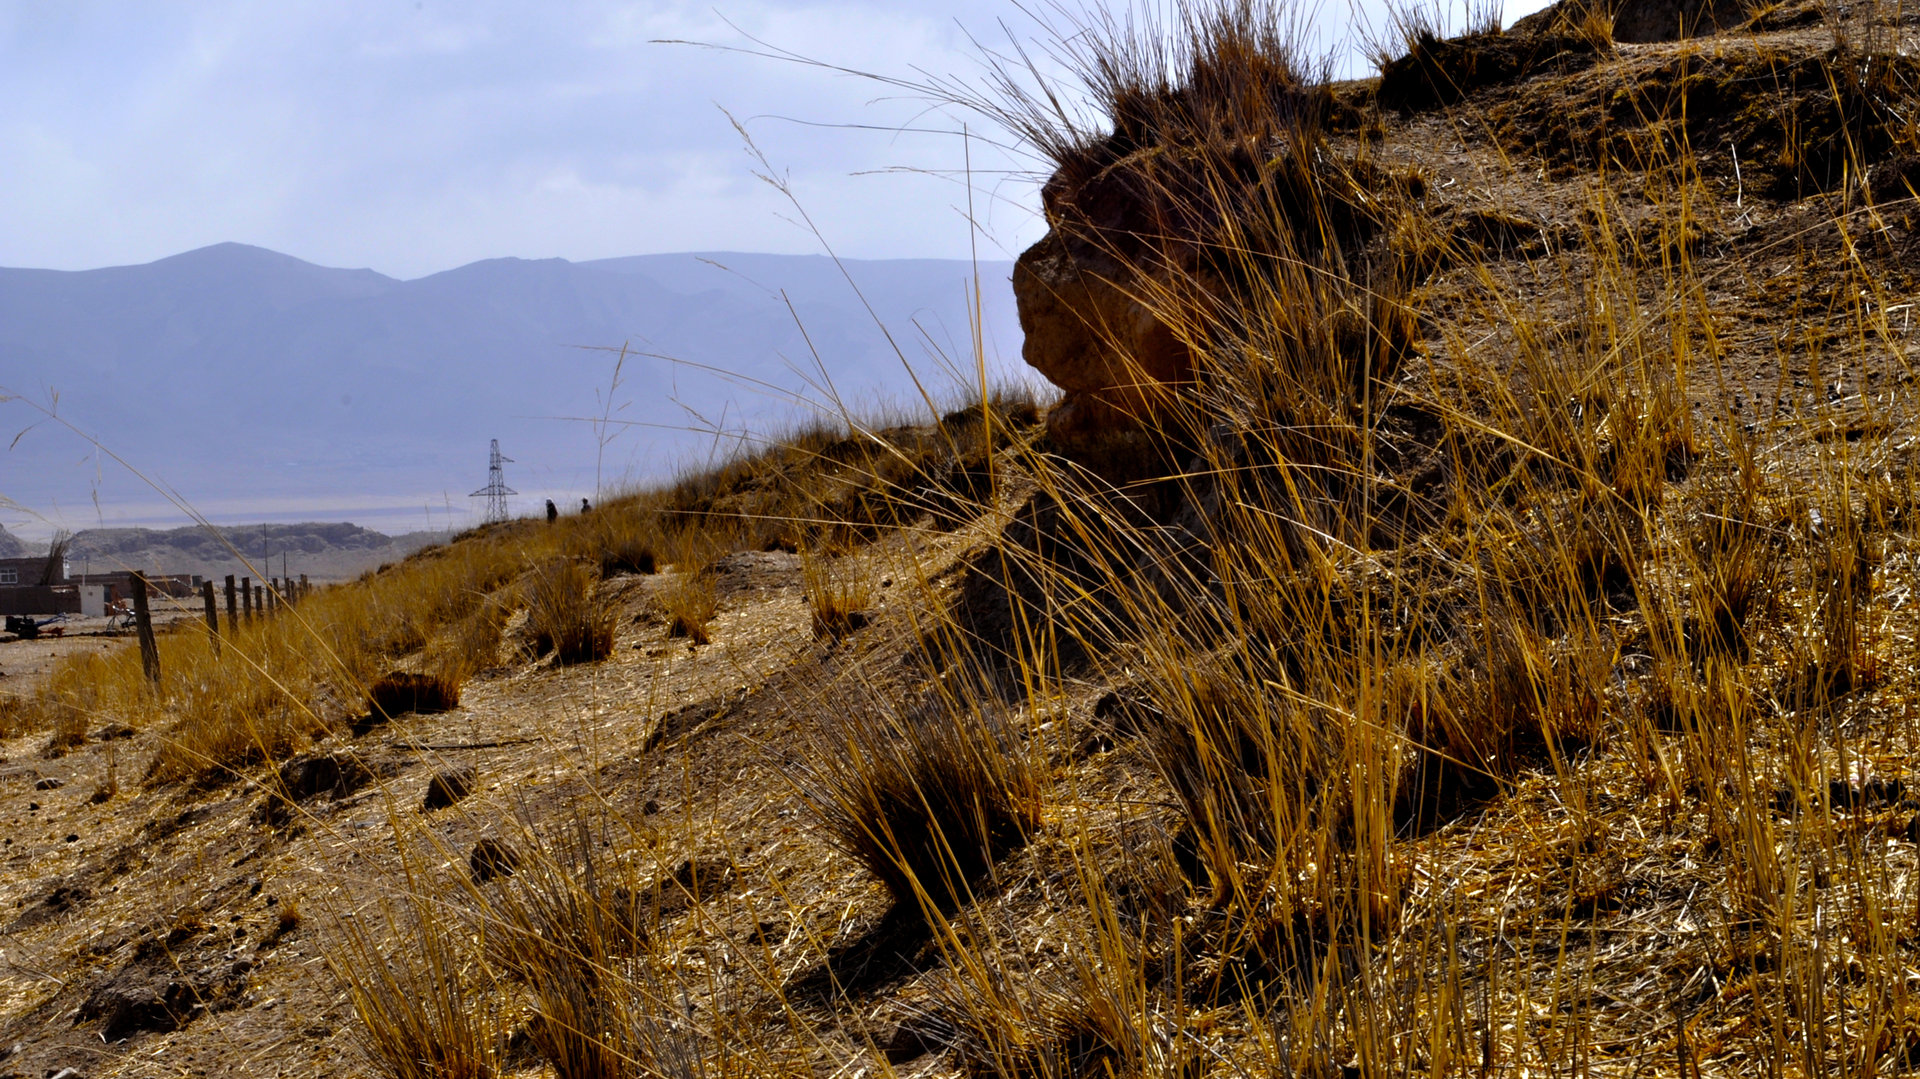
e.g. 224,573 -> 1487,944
0,0 -> 1557,277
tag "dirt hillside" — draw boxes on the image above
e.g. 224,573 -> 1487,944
6,3 -> 1920,1077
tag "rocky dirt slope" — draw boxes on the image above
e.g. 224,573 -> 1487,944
6,2 -> 1920,1076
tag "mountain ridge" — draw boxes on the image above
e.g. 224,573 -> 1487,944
63,521 -> 442,582
0,243 -> 1022,538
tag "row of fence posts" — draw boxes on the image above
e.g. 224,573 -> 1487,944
132,571 -> 311,685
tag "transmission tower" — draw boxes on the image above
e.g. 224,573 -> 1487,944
469,439 -> 517,523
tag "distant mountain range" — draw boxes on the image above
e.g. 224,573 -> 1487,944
0,521 -> 436,582
0,244 -> 1023,538
66,521 -> 441,583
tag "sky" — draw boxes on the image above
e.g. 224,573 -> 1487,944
2,0 -> 1560,544
0,0 -> 1552,280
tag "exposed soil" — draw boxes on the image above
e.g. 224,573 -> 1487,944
0,509 -> 1010,1077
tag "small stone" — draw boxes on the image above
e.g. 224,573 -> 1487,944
34,777 -> 63,791
1828,779 -> 1859,810
469,839 -> 519,883
642,800 -> 660,816
277,754 -> 373,803
423,768 -> 476,812
65,834 -> 78,843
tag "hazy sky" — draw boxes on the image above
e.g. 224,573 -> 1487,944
0,1 -> 1551,280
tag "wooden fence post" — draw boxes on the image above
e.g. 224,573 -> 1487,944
241,577 -> 253,623
225,575 -> 237,630
299,574 -> 309,601
254,584 -> 264,618
201,580 -> 220,656
132,573 -> 161,685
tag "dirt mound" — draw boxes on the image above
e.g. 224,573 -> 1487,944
365,670 -> 460,723
274,753 -> 372,803
1513,0 -> 1760,41
1493,44 -> 1920,197
6,878 -> 92,933
1377,28 -> 1609,111
76,921 -> 249,1040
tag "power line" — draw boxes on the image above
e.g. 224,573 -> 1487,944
468,438 -> 517,523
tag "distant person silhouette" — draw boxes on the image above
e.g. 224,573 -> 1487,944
580,498 -> 592,514
545,499 -> 558,523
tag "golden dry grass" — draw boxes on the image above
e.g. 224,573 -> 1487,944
657,569 -> 718,645
522,559 -> 617,666
10,3 -> 1920,1076
802,546 -> 873,639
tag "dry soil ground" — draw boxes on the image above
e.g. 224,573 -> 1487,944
0,512 -> 1012,1077
8,8 -> 1920,1078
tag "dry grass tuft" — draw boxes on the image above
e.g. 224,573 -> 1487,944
479,828 -> 659,1078
799,697 -> 1039,913
146,682 -> 317,787
424,591 -> 513,681
524,560 -> 616,666
572,506 -> 660,577
35,652 -> 135,757
367,671 -> 462,721
601,539 -> 656,577
332,886 -> 502,1079
658,571 -> 718,645
802,549 -> 871,639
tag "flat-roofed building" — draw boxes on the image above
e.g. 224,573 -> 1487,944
0,556 -> 62,588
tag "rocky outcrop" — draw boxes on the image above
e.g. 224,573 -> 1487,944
1012,233 -> 1205,460
1012,128 -> 1240,462
1012,115 -> 1415,466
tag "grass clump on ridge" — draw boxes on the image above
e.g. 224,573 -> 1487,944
802,546 -> 872,639
799,695 -> 1040,913
523,559 -> 616,666
569,503 -> 660,576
